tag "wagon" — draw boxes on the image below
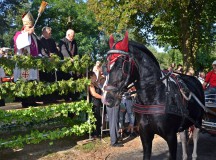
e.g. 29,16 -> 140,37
202,94 -> 216,135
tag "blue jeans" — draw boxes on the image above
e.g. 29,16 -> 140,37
119,98 -> 135,128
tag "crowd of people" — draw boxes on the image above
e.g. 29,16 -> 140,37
0,11 -> 79,107
13,12 -> 78,79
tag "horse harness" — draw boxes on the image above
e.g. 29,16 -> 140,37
133,70 -> 189,116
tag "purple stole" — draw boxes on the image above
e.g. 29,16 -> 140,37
30,35 -> 38,56
13,31 -> 38,56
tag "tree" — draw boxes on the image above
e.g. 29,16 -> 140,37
0,0 -> 28,47
88,0 -> 216,70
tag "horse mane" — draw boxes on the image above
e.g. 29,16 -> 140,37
128,41 -> 160,68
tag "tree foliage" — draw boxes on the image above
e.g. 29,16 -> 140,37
88,0 -> 216,70
1,0 -> 216,70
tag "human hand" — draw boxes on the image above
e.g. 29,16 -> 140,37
49,53 -> 54,57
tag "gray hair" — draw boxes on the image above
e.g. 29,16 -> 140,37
42,26 -> 52,32
66,29 -> 75,37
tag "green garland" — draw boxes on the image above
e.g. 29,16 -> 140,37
0,101 -> 96,149
0,122 -> 93,149
0,54 -> 93,75
0,116 -> 70,132
0,77 -> 90,99
0,101 -> 94,125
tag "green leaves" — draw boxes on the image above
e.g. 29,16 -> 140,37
0,77 -> 90,99
0,101 -> 95,149
88,0 -> 216,71
0,54 -> 91,76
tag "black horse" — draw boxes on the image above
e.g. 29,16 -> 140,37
102,32 -> 204,160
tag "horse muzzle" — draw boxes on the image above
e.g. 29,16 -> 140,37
102,89 -> 122,107
104,85 -> 119,92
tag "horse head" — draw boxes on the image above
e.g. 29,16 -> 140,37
102,31 -> 164,107
102,31 -> 137,107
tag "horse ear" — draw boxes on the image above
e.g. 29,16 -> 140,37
109,34 -> 115,49
121,31 -> 129,52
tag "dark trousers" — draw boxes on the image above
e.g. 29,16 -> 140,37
106,106 -> 120,145
92,105 -> 102,136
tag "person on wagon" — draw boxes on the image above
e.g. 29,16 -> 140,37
175,64 -> 183,73
39,26 -> 58,82
197,71 -> 206,85
14,12 -> 46,57
13,11 -> 46,82
13,11 -> 46,107
203,60 -> 216,102
40,26 -> 59,57
58,29 -> 78,60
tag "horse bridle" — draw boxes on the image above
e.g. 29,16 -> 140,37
104,49 -> 134,94
104,49 -> 174,92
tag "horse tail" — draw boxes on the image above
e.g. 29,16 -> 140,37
178,74 -> 205,126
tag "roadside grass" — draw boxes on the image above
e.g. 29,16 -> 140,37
75,136 -> 110,152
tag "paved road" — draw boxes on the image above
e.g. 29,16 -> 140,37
109,132 -> 216,160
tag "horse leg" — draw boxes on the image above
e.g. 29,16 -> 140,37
139,125 -> 154,160
192,127 -> 200,160
179,130 -> 188,160
166,132 -> 178,160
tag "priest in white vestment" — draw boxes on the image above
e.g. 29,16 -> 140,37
13,11 -> 41,82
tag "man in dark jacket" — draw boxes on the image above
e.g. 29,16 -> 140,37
40,26 -> 59,57
58,29 -> 79,104
58,29 -> 78,60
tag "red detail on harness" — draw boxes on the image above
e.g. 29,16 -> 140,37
109,31 -> 129,52
162,70 -> 186,104
133,103 -> 165,114
107,54 -> 122,65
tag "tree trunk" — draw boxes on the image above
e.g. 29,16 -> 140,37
179,4 -> 192,72
179,1 -> 204,73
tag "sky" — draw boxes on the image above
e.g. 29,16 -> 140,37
154,45 -> 164,52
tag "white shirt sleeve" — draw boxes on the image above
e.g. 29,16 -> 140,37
16,32 -> 31,49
